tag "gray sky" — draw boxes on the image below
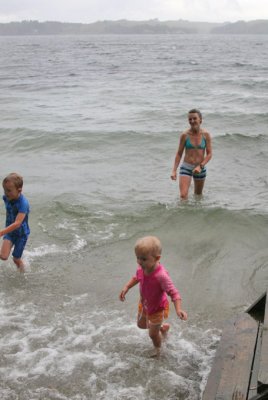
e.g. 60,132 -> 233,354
0,0 -> 268,24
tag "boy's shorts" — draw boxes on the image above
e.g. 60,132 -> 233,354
3,234 -> 28,259
138,302 -> 169,326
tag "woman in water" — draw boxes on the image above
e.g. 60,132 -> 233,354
170,109 -> 212,199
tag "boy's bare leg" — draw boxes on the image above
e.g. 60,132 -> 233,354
13,257 -> 25,273
0,239 -> 12,261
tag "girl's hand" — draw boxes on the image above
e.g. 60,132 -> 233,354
119,288 -> 128,301
177,309 -> 188,320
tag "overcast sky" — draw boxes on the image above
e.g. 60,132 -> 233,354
0,0 -> 268,24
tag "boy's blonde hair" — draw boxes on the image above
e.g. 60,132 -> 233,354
2,173 -> 24,189
135,236 -> 162,257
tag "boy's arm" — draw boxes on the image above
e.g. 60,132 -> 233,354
173,298 -> 187,320
0,212 -> 26,237
119,276 -> 139,301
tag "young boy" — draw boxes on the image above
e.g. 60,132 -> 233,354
0,173 -> 30,272
119,236 -> 187,356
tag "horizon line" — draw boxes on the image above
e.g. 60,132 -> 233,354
1,18 -> 268,25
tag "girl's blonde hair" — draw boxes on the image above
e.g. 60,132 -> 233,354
135,236 -> 162,257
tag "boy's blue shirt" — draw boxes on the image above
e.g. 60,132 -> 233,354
3,194 -> 30,237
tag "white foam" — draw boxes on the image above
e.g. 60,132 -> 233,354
70,235 -> 87,252
0,293 -> 220,399
23,234 -> 87,263
24,243 -> 61,258
95,223 -> 118,241
94,210 -> 114,217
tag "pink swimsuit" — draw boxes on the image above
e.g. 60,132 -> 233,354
135,264 -> 181,315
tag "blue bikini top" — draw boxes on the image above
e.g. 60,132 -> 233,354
185,135 -> 206,150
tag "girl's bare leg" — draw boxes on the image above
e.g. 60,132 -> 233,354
149,324 -> 162,356
137,312 -> 147,329
160,323 -> 170,339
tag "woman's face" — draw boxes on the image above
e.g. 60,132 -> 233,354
188,112 -> 202,130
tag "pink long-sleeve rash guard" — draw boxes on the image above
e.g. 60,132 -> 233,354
135,264 -> 181,315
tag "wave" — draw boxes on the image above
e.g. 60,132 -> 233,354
1,124 -> 267,148
0,127 -> 116,154
32,196 -> 268,262
23,235 -> 87,264
208,111 -> 268,123
213,131 -> 268,141
155,206 -> 268,309
0,127 -> 177,155
1,109 -> 268,156
1,205 -> 266,399
0,291 -> 219,400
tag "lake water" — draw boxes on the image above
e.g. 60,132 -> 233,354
0,33 -> 268,400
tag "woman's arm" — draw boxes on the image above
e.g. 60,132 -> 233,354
200,131 -> 212,168
171,133 -> 186,180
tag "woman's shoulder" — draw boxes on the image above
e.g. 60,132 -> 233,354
202,129 -> 211,139
180,130 -> 189,141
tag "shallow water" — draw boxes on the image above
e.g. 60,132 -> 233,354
0,34 -> 268,399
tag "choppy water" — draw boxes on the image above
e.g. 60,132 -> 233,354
0,34 -> 268,399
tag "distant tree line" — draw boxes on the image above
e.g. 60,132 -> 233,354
0,19 -> 268,35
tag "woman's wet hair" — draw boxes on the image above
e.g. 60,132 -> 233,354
188,109 -> 202,120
